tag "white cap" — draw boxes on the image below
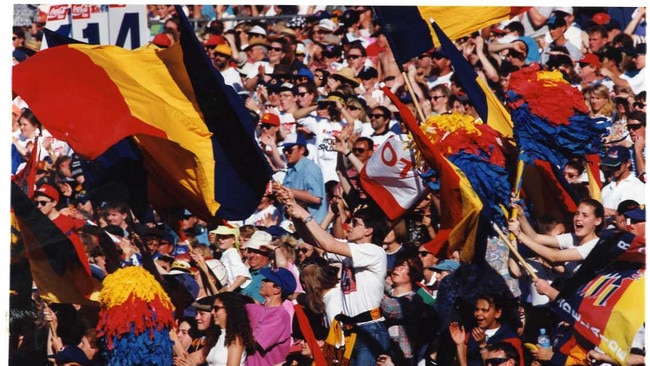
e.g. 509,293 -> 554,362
244,230 -> 274,251
249,25 -> 267,36
554,7 -> 573,15
318,19 -> 336,32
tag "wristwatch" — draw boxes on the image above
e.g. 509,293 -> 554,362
303,215 -> 314,224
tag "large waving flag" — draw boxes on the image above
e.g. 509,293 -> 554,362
12,6 -> 272,221
360,135 -> 428,220
375,7 -> 514,139
383,88 -> 484,262
551,230 -> 645,365
374,6 -> 527,63
11,181 -> 101,304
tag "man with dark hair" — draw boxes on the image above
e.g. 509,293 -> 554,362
365,106 -> 396,150
485,341 -> 519,366
278,185 -> 391,366
541,14 -> 582,65
627,111 -> 646,181
587,25 -> 609,53
281,133 -> 327,224
600,146 -> 646,218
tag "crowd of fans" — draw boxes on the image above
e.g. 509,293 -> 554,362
11,5 -> 646,366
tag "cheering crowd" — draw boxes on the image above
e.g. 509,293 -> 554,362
11,5 -> 647,366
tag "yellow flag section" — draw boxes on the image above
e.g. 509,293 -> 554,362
417,6 -> 527,45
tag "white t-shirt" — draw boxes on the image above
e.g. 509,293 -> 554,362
557,233 -> 599,260
322,283 -> 343,327
324,242 -> 387,319
300,116 -> 345,183
601,174 -> 646,210
206,330 -> 246,366
220,247 -> 251,288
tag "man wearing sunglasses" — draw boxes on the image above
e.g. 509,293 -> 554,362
33,183 -> 86,244
483,342 -> 518,366
277,183 -> 391,365
627,111 -> 646,182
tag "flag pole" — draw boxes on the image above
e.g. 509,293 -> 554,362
510,153 -> 525,240
492,222 -> 538,280
401,71 -> 427,124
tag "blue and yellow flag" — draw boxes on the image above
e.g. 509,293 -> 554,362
12,6 -> 272,221
375,6 -> 515,139
374,6 -> 526,63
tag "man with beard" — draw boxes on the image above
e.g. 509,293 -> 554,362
209,42 -> 242,90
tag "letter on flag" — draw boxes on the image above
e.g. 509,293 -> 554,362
12,6 -> 272,221
11,181 -> 101,304
360,136 -> 428,220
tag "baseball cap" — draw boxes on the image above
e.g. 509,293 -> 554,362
318,19 -> 336,33
260,113 -> 280,126
280,133 -> 307,149
214,43 -> 232,57
244,230 -> 274,251
248,25 -> 267,37
579,53 -> 600,68
204,34 -> 226,47
357,66 -> 378,80
191,295 -> 215,312
546,14 -> 567,28
261,267 -> 297,298
617,200 -> 640,215
600,146 -> 631,167
429,259 -> 460,272
210,225 -> 241,247
623,206 -> 646,223
34,184 -> 60,202
152,33 -> 172,48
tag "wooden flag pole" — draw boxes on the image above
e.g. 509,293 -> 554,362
402,71 -> 427,124
491,222 -> 538,281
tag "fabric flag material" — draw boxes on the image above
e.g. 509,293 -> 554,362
360,135 -> 428,220
383,87 -> 484,262
429,20 -> 514,139
12,6 -> 272,221
551,229 -> 645,365
11,181 -> 101,304
374,6 -> 526,64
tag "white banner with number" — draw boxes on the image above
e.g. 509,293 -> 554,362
43,4 -> 149,50
360,135 -> 428,220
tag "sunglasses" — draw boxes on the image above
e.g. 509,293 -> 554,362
316,30 -> 332,35
282,146 -> 298,154
485,358 -> 510,366
297,92 -> 309,97
352,147 -> 367,154
370,113 -> 385,119
633,102 -> 646,109
628,123 -> 644,130
351,219 -> 365,228
432,54 -> 445,60
212,305 -> 224,311
296,248 -> 309,253
347,54 -> 362,60
430,95 -> 446,101
34,200 -> 52,207
270,47 -> 283,52
346,105 -> 360,111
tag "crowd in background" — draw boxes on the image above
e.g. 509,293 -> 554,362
10,5 -> 647,366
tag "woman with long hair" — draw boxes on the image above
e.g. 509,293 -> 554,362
508,198 -> 605,300
204,292 -> 256,366
299,263 -> 341,326
586,84 -> 614,119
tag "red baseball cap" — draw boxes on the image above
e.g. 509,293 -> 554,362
204,34 -> 226,47
260,113 -> 280,126
34,184 -> 60,203
152,33 -> 172,48
579,53 -> 600,68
